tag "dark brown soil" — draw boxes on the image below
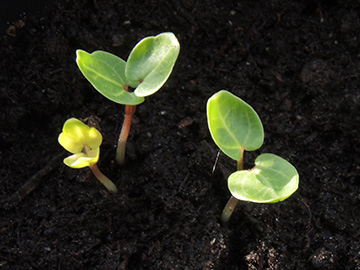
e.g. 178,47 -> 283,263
1,0 -> 359,269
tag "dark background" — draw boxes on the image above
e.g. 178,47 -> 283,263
0,0 -> 359,269
0,0 -> 62,31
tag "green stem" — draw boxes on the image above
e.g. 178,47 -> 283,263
90,164 -> 118,193
84,145 -> 118,193
221,147 -> 244,224
116,104 -> 136,165
221,195 -> 239,224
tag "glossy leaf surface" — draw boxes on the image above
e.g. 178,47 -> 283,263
228,153 -> 299,203
76,50 -> 145,105
207,90 -> 264,161
126,32 -> 180,97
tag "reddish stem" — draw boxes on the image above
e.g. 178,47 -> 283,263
116,90 -> 137,165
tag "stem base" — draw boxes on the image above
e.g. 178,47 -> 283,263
116,104 -> 136,165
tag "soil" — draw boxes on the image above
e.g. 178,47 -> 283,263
0,0 -> 359,269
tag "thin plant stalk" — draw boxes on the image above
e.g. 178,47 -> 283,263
84,145 -> 118,193
221,195 -> 239,224
221,147 -> 244,224
89,163 -> 118,193
237,149 -> 244,171
116,86 -> 137,165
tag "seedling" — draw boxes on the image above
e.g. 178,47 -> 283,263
207,90 -> 299,224
58,118 -> 118,193
76,32 -> 180,165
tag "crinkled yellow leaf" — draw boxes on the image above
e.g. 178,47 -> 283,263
58,118 -> 103,168
63,148 -> 100,168
58,118 -> 102,154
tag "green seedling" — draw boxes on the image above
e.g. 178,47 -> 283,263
76,32 -> 180,165
58,118 -> 118,193
207,90 -> 299,224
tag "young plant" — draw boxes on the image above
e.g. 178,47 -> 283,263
76,32 -> 180,165
58,118 -> 118,193
207,90 -> 299,224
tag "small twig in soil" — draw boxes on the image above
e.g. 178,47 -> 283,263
212,149 -> 221,173
300,199 -> 313,234
0,152 -> 65,210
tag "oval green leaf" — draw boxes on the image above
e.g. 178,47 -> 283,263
228,153 -> 299,203
125,32 -> 180,97
207,90 -> 264,161
76,50 -> 145,105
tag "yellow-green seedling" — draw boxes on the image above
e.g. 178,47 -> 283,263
76,32 -> 180,165
207,90 -> 299,224
58,118 -> 118,193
